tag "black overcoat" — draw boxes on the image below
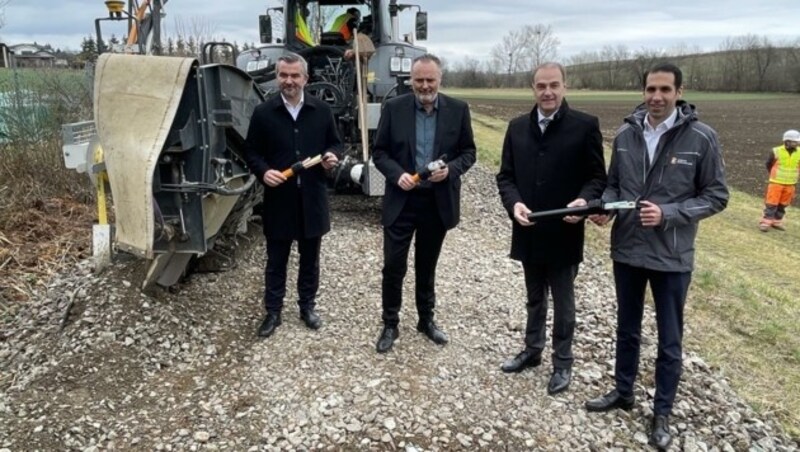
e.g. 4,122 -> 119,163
243,93 -> 342,239
496,100 -> 607,266
373,93 -> 476,229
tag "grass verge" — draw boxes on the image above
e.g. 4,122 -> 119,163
471,111 -> 800,440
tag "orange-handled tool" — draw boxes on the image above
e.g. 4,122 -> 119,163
411,154 -> 448,183
281,154 -> 323,178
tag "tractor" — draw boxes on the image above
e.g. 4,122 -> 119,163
237,0 -> 429,194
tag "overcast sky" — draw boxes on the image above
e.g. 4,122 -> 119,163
2,0 -> 798,64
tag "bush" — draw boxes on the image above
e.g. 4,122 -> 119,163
0,67 -> 95,226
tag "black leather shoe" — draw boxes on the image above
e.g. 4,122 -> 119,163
257,312 -> 282,337
501,350 -> 542,373
585,389 -> 635,412
376,327 -> 399,353
417,320 -> 448,345
300,308 -> 322,330
547,368 -> 572,395
649,415 -> 672,450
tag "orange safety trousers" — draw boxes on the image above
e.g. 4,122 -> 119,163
764,183 -> 795,207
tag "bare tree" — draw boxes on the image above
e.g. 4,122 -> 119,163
525,24 -> 559,69
629,48 -> 668,89
599,44 -> 630,89
566,50 -> 601,89
719,37 -> 749,91
490,24 -> 559,87
170,16 -> 219,57
745,35 -> 776,91
0,0 -> 10,30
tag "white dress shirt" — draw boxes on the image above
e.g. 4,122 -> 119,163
643,108 -> 678,165
537,108 -> 556,133
282,92 -> 305,121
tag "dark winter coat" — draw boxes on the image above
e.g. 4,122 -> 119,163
496,100 -> 607,266
243,93 -> 342,239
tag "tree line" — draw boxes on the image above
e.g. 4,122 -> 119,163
443,25 -> 800,93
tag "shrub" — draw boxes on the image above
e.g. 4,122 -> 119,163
0,67 -> 95,226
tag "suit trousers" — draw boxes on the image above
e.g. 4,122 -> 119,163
613,261 -> 692,415
381,189 -> 447,327
522,262 -> 579,369
264,236 -> 322,314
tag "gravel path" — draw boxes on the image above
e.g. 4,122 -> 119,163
1,164 -> 797,451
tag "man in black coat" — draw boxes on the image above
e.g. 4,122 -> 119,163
372,54 -> 476,353
496,62 -> 606,394
243,53 -> 342,338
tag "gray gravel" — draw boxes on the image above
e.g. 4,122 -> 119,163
1,163 -> 798,451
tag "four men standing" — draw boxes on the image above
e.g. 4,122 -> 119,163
245,53 -> 731,450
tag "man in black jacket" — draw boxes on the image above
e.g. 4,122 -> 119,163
243,53 -> 342,338
372,54 -> 476,353
496,62 -> 606,394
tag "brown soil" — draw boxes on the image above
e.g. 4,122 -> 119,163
468,97 -> 800,204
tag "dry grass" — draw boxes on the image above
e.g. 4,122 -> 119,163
0,195 -> 93,317
471,112 -> 800,441
0,138 -> 95,322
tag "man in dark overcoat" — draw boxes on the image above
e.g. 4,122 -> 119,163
244,53 -> 342,338
496,62 -> 606,394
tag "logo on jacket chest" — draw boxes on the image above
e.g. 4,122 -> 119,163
670,156 -> 694,166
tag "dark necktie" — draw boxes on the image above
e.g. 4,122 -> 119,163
540,118 -> 551,133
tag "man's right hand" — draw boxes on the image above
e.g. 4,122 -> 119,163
397,173 -> 417,191
513,202 -> 534,226
588,213 -> 610,226
264,169 -> 287,187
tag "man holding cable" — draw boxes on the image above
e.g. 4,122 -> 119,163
372,53 -> 476,354
496,62 -> 606,395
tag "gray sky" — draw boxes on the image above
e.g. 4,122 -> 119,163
2,0 -> 798,64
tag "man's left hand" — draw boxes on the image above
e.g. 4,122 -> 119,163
321,152 -> 339,170
639,200 -> 663,227
428,166 -> 449,183
564,198 -> 587,224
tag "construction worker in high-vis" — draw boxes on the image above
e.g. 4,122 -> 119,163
329,7 -> 361,42
759,129 -> 800,231
295,5 -> 316,47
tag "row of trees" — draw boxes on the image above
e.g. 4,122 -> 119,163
75,34 -> 257,65
444,25 -> 800,93
72,15 -> 258,66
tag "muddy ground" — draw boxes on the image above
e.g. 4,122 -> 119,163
466,96 -> 800,204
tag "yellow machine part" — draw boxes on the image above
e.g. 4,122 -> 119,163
94,53 -> 197,259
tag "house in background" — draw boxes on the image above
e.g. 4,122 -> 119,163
7,43 -> 56,68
